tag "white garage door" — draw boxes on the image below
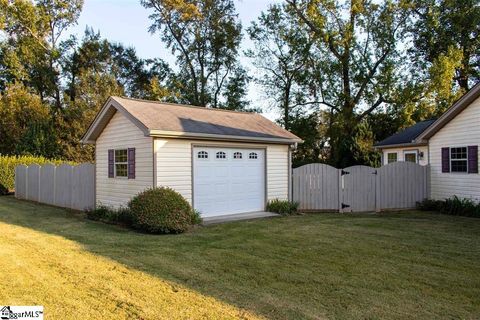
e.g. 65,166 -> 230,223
193,147 -> 265,217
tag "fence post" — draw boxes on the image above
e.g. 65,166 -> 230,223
375,169 -> 381,213
338,169 -> 342,213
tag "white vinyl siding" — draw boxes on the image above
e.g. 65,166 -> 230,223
381,146 -> 429,166
430,95 -> 480,201
96,111 -> 153,208
266,144 -> 289,200
154,139 -> 289,205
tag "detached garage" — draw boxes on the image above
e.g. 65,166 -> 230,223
82,96 -> 301,218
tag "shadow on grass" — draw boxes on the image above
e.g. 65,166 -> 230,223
1,196 -> 480,319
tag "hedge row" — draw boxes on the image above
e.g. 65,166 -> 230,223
0,155 -> 75,194
417,196 -> 480,218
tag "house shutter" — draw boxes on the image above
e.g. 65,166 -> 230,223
108,149 -> 114,178
128,148 -> 136,179
441,147 -> 450,173
468,145 -> 478,174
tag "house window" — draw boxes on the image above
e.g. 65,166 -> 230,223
387,153 -> 397,164
115,149 -> 128,177
233,152 -> 242,159
197,151 -> 208,159
451,147 -> 468,172
404,151 -> 417,163
249,152 -> 258,159
216,151 -> 226,159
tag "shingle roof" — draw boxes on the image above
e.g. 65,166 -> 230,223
82,96 -> 302,144
374,119 -> 436,147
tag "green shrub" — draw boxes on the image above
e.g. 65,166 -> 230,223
416,198 -> 444,211
0,155 -> 75,195
192,209 -> 203,225
86,205 -> 133,225
417,196 -> 480,218
443,196 -> 480,217
128,187 -> 199,234
266,199 -> 299,215
86,205 -> 110,221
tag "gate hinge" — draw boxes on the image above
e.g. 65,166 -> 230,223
341,170 -> 350,176
341,203 -> 350,209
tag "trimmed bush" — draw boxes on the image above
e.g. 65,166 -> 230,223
266,199 -> 299,215
0,155 -> 75,195
129,187 -> 199,234
417,196 -> 480,218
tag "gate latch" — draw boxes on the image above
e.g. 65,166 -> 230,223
341,170 -> 350,176
341,203 -> 350,209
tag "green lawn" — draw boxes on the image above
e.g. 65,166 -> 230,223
0,196 -> 479,319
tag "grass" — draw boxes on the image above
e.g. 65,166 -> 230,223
0,197 -> 479,319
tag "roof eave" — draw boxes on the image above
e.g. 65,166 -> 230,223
81,97 -> 150,144
416,83 -> 480,141
374,141 -> 428,150
149,129 -> 303,144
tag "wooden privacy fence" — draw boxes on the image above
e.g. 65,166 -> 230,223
292,162 -> 430,212
15,163 -> 94,211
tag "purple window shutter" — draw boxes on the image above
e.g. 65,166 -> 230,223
468,145 -> 478,174
128,148 -> 136,179
441,147 -> 450,173
108,149 -> 114,178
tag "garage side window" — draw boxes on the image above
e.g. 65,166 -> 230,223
197,151 -> 208,159
216,151 -> 226,159
249,152 -> 258,159
114,149 -> 128,177
108,148 -> 135,179
233,152 -> 242,159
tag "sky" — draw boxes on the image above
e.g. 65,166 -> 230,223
66,0 -> 281,119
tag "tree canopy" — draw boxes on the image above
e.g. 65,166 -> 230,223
0,0 -> 479,166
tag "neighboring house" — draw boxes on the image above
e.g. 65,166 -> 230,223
374,119 -> 436,166
415,83 -> 480,202
376,82 -> 480,202
82,96 -> 302,217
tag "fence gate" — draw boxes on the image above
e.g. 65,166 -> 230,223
340,165 -> 377,212
292,162 -> 429,212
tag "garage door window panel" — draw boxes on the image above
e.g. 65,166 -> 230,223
216,151 -> 227,159
197,151 -> 208,159
233,152 -> 243,159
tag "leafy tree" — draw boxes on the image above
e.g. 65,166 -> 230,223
285,0 -> 410,167
58,29 -> 174,161
141,0 -> 248,109
246,4 -> 314,129
411,0 -> 480,91
289,110 -> 326,167
0,83 -> 56,157
0,0 -> 83,111
397,0 -> 480,122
